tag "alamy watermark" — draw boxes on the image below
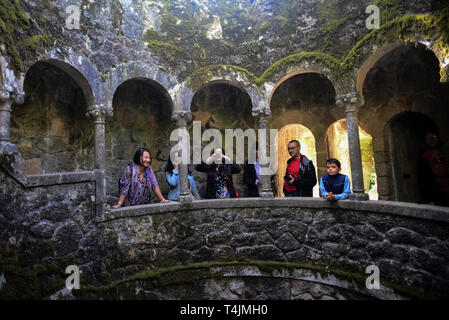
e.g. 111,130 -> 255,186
65,265 -> 80,290
169,121 -> 279,175
366,5 -> 381,30
365,265 -> 380,289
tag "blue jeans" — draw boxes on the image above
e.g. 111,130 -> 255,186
284,191 -> 297,197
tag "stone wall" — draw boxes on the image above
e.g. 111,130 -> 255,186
100,198 -> 449,298
75,264 -> 405,300
0,165 -> 107,299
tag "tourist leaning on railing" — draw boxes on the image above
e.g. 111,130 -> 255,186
165,153 -> 201,201
112,148 -> 169,208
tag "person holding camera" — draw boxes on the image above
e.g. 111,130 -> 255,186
195,147 -> 241,199
283,140 -> 317,197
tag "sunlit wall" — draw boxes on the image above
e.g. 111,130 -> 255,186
326,120 -> 378,200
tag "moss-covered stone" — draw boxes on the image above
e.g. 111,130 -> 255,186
74,260 -> 436,300
0,242 -> 67,299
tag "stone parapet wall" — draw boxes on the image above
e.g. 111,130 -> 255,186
103,198 -> 449,297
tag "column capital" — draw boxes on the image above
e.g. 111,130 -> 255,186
336,91 -> 362,110
0,86 -> 24,105
86,104 -> 113,119
172,111 -> 192,125
252,108 -> 271,123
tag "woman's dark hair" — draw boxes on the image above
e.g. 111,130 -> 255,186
133,148 -> 152,165
165,155 -> 191,174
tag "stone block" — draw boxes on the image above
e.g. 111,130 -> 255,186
18,143 -> 42,159
375,162 -> 388,177
376,176 -> 390,195
50,119 -> 70,137
30,220 -> 56,238
386,227 -> 425,247
372,137 -> 385,152
374,151 -> 387,163
19,159 -> 43,175
274,232 -> 301,252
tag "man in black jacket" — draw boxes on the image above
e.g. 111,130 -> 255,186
283,140 -> 317,197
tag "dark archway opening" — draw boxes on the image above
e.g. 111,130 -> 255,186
386,112 -> 439,203
107,78 -> 174,201
11,61 -> 93,174
190,81 -> 254,198
363,42 -> 440,108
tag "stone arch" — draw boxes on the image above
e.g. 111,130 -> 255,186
352,14 -> 449,93
268,70 -> 343,178
268,70 -> 338,107
186,65 -> 265,114
384,111 -> 440,203
10,59 -> 96,173
258,53 -> 345,103
27,48 -> 102,105
106,77 -> 175,200
36,58 -> 96,107
99,62 -> 178,111
356,41 -> 442,97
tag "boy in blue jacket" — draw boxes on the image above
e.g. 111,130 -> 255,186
320,158 -> 351,200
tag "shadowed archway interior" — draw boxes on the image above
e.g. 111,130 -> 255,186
10,61 -> 93,174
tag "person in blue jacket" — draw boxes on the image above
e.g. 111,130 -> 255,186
319,158 -> 351,200
165,153 -> 201,201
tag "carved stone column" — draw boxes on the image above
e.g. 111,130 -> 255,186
172,111 -> 193,203
0,87 -> 24,143
253,109 -> 274,198
87,104 -> 113,218
337,92 -> 369,201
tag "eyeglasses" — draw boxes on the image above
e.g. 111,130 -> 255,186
288,147 -> 296,150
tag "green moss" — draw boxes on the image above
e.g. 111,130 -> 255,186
341,13 -> 449,72
258,52 -> 341,84
187,64 -> 258,91
75,260 -> 436,300
373,0 -> 403,24
0,242 -> 67,299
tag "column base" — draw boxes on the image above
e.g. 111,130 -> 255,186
179,194 -> 193,203
260,191 -> 274,198
349,193 -> 369,201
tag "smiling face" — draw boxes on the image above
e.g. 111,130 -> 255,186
141,151 -> 151,167
326,162 -> 341,176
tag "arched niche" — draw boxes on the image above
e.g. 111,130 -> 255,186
106,78 -> 174,200
276,124 -> 318,198
190,80 -> 254,197
385,112 -> 439,203
269,72 -> 338,134
326,119 -> 378,200
10,60 -> 94,174
361,42 -> 440,111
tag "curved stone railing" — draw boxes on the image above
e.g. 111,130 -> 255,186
100,198 -> 449,298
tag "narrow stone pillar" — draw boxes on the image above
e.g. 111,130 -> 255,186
0,87 -> 24,143
87,104 -> 113,218
340,92 -> 369,201
172,111 -> 193,203
254,112 -> 274,198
